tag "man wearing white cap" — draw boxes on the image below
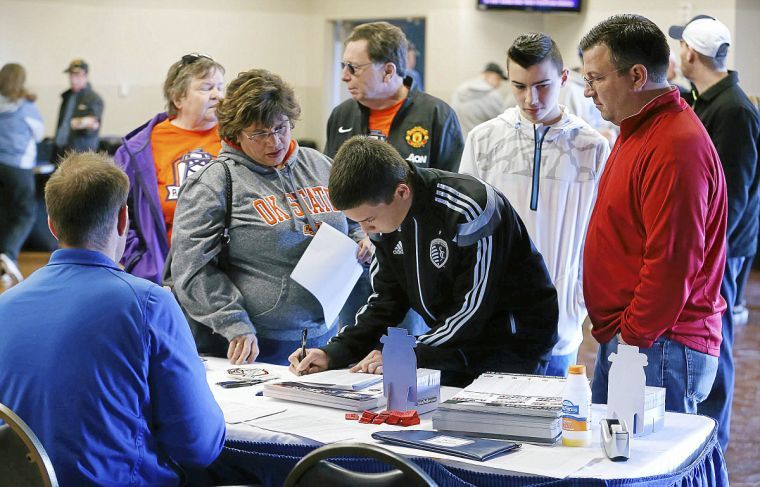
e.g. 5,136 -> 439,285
670,15 -> 760,452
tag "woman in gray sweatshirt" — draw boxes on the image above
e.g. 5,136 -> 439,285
171,69 -> 371,365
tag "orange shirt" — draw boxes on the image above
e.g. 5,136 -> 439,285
368,98 -> 405,140
151,119 -> 221,242
282,139 -> 296,165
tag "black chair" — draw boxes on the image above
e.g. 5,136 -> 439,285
283,442 -> 436,487
0,403 -> 58,487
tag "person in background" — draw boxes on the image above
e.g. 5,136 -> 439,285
460,33 -> 610,377
406,40 -> 424,92
170,69 -> 371,365
581,14 -> 726,414
114,53 -> 225,284
451,62 -> 510,137
290,136 -> 559,387
0,63 -> 44,289
0,152 -> 225,485
559,50 -> 617,145
53,59 -> 103,155
671,14 -> 760,451
326,21 -> 464,335
667,52 -> 692,102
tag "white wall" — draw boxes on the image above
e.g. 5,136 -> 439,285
2,0 -> 756,151
734,0 -> 760,95
1,0 -> 320,141
544,0 -> 738,70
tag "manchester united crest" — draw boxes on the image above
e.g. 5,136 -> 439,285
405,126 -> 429,148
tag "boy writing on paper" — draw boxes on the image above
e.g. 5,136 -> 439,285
289,136 -> 559,387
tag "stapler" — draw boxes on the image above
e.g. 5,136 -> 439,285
601,418 -> 630,461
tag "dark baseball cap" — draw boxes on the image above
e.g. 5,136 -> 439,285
64,59 -> 89,73
484,62 -> 507,80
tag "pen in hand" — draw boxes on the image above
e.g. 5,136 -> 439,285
299,328 -> 308,375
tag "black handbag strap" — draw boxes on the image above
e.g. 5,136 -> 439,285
217,160 -> 233,272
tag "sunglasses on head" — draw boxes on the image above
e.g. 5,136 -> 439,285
181,53 -> 213,66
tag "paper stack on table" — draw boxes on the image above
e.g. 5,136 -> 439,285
433,372 -> 565,444
639,386 -> 665,436
291,368 -> 383,390
264,368 -> 440,412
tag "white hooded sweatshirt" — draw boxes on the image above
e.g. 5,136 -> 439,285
460,106 -> 610,355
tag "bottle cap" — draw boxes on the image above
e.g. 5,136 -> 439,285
568,364 -> 586,375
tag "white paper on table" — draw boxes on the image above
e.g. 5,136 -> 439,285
250,410 -> 360,443
290,223 -> 363,326
291,368 -> 383,390
467,373 -> 566,397
221,401 -> 287,424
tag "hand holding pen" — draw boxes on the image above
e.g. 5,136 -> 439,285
288,330 -> 329,376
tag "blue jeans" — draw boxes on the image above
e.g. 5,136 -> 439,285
734,254 -> 753,308
698,256 -> 742,451
592,335 -> 718,414
0,164 -> 36,261
545,350 -> 579,377
256,331 -> 333,366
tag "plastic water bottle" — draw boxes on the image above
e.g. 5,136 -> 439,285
562,364 -> 592,447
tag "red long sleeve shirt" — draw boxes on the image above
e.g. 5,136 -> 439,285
583,88 -> 726,356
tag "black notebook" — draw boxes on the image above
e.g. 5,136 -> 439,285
371,430 -> 521,462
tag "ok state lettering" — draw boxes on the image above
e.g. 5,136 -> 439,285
252,185 -> 336,227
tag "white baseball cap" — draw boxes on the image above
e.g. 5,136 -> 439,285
669,15 -> 731,58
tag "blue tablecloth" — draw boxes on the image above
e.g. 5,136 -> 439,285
194,421 -> 727,487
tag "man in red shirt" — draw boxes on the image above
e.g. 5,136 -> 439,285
580,14 -> 727,413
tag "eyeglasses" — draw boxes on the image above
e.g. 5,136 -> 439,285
340,61 -> 374,76
227,367 -> 270,379
243,121 -> 294,143
181,53 -> 213,66
582,67 -> 630,89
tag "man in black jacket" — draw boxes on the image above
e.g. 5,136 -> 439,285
54,59 -> 104,156
327,21 -> 465,333
290,137 -> 558,387
670,15 -> 760,451
325,22 -> 463,172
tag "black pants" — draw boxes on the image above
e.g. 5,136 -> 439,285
0,164 -> 36,261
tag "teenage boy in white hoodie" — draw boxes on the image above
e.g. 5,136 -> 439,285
460,32 -> 610,376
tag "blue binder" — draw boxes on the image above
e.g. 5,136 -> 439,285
371,430 -> 521,462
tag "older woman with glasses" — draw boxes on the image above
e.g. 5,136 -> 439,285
170,68 -> 372,365
114,53 -> 225,284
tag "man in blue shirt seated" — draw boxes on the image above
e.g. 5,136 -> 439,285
0,152 -> 226,485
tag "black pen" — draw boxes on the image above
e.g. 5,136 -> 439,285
299,328 -> 308,364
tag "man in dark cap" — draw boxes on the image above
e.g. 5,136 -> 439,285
451,62 -> 512,137
54,58 -> 104,156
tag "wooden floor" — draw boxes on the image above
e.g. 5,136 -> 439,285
6,251 -> 760,484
